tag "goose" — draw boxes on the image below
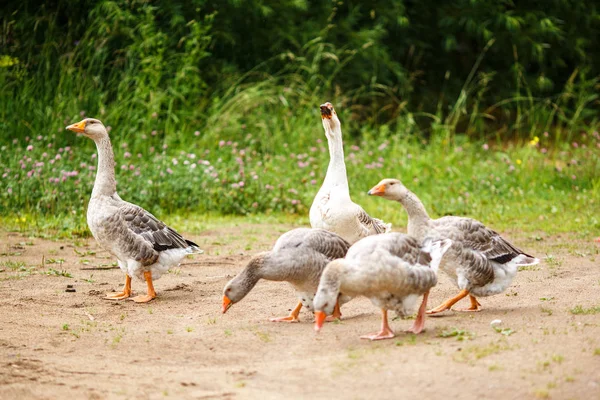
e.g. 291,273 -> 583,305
368,178 -> 539,314
314,234 -> 452,340
222,228 -> 351,322
309,102 -> 390,244
65,118 -> 202,303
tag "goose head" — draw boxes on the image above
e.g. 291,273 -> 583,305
222,254 -> 264,313
66,118 -> 108,141
313,259 -> 344,332
319,102 -> 341,138
367,178 -> 410,201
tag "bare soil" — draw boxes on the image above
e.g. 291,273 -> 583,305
1,224 -> 599,400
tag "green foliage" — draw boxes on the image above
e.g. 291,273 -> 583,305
570,305 -> 600,315
0,0 -> 599,233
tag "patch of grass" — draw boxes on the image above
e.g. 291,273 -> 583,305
73,249 -> 96,257
552,354 -> 564,364
541,307 -> 553,316
594,348 -> 600,356
534,389 -> 550,399
518,265 -> 540,271
438,327 -> 475,341
395,334 -> 419,346
45,258 -> 66,265
62,324 -> 69,331
0,260 -> 26,270
185,326 -> 193,333
492,326 -> 516,336
544,254 -> 562,268
43,268 -> 73,278
224,329 -> 232,337
254,330 -> 271,343
570,305 -> 600,315
453,340 -> 511,363
539,297 -> 555,301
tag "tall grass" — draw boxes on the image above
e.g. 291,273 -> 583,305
1,1 -> 599,236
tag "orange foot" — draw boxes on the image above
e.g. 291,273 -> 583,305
405,290 -> 429,334
454,295 -> 482,312
361,309 -> 395,340
131,294 -> 155,303
325,300 -> 342,322
269,315 -> 300,323
360,329 -> 395,341
270,301 -> 302,323
130,271 -> 156,304
427,289 -> 470,314
105,291 -> 131,300
105,275 -> 132,300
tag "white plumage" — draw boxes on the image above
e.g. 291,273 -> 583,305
310,102 -> 390,244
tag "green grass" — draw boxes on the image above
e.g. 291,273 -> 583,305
1,129 -> 598,237
438,327 -> 475,341
570,305 -> 600,315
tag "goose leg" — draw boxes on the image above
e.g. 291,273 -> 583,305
105,275 -> 132,300
361,309 -> 395,341
456,295 -> 482,312
270,301 -> 302,323
406,290 -> 429,334
131,271 -> 156,303
426,289 -> 469,314
325,300 -> 342,322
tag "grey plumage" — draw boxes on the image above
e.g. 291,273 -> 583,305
368,178 -> 539,311
66,118 -> 201,303
313,233 -> 452,338
316,234 -> 446,315
223,228 -> 351,318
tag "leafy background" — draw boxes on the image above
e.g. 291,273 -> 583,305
1,0 -> 599,235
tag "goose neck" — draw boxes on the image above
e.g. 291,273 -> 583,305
91,135 -> 117,198
400,191 -> 432,239
323,127 -> 349,191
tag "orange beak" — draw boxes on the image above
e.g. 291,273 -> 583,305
314,311 -> 326,332
368,183 -> 386,196
222,295 -> 233,314
320,103 -> 333,119
66,120 -> 86,133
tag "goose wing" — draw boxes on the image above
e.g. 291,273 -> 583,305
275,228 -> 350,260
357,209 -> 391,235
435,217 -> 529,264
104,203 -> 198,265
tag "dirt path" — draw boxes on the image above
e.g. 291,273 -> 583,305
0,225 -> 599,399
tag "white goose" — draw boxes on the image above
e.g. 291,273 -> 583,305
368,178 -> 539,313
310,102 -> 390,244
222,228 -> 351,322
313,234 -> 452,340
66,118 -> 202,303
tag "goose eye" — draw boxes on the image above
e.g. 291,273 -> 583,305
323,302 -> 329,308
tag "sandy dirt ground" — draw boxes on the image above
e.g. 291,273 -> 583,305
0,224 -> 599,400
